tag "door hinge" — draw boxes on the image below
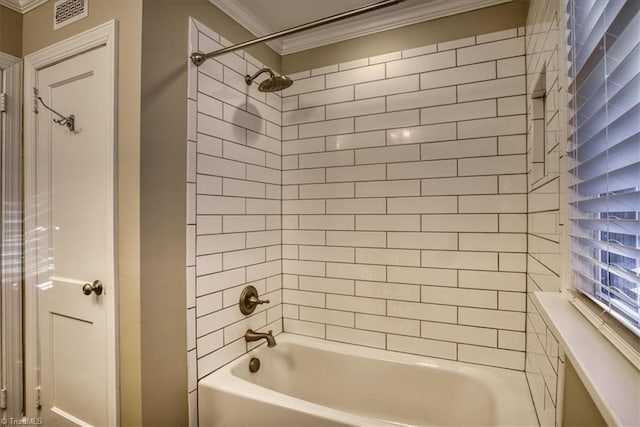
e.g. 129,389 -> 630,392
0,92 -> 6,113
35,386 -> 41,409
33,87 -> 39,113
1,387 -> 7,410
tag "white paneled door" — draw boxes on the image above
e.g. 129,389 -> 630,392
25,22 -> 117,427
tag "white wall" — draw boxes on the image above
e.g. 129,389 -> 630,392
186,19 -> 283,426
279,27 -> 529,371
524,0 -> 567,425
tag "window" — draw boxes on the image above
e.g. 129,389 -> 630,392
567,0 -> 640,335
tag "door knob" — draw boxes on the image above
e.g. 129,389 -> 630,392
82,280 -> 103,296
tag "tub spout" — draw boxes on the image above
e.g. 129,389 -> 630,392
245,329 -> 277,347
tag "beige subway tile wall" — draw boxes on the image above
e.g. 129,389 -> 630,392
280,27 -> 528,371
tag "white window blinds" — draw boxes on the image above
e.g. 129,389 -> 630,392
567,0 -> 640,335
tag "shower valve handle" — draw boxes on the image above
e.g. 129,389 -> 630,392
239,285 -> 270,315
248,295 -> 270,305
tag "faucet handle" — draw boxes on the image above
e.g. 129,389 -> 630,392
249,295 -> 270,305
239,285 -> 270,315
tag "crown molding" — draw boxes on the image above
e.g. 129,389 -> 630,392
209,0 -> 284,53
0,52 -> 20,69
209,0 -> 511,55
0,0 -> 47,13
280,0 -> 512,54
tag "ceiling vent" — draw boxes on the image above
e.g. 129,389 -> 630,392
53,0 -> 88,30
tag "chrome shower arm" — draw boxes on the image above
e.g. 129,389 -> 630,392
191,0 -> 404,66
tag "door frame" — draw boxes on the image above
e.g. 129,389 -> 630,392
23,20 -> 118,424
1,51 -> 23,419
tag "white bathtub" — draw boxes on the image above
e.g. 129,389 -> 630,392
198,334 -> 538,426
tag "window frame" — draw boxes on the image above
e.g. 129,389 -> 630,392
562,0 -> 640,366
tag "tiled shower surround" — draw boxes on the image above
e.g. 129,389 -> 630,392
186,19 -> 283,420
524,0 -> 566,425
280,28 -> 528,370
186,18 -> 532,423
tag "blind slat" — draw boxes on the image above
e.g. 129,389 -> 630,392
569,121 -> 638,162
569,135 -> 639,177
569,0 -> 638,91
571,162 -> 640,196
570,190 -> 640,213
573,218 -> 640,235
573,269 -> 640,314
574,283 -> 640,331
570,252 -> 639,304
573,1 -> 614,73
572,235 -> 640,260
575,102 -> 640,144
574,70 -> 640,133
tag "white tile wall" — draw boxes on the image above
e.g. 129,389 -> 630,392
524,0 -> 566,425
280,28 -> 527,372
186,19 -> 283,426
188,22 -> 547,426
327,98 -> 386,120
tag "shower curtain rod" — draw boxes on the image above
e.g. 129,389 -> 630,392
191,0 -> 405,66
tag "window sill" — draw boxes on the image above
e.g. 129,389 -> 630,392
532,292 -> 640,427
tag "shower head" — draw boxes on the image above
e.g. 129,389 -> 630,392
258,75 -> 293,92
245,68 -> 293,92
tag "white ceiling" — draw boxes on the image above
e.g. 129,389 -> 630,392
210,0 -> 512,55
